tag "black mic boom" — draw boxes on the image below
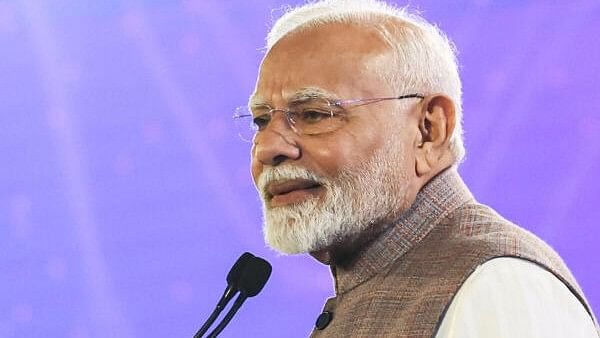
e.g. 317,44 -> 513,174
193,252 -> 255,338
205,256 -> 272,338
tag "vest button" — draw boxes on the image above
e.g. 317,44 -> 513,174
315,311 -> 333,330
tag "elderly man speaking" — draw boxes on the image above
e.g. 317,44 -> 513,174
234,0 -> 599,336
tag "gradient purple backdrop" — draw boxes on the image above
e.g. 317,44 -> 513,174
1,0 -> 599,337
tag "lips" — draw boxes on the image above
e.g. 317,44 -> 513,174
265,179 -> 322,207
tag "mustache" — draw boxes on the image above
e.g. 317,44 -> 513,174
257,166 -> 327,200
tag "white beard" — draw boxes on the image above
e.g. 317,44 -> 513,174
257,140 -> 410,254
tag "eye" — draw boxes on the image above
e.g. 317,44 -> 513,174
252,114 -> 270,131
298,109 -> 332,124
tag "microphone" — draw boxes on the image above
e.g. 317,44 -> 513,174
205,256 -> 272,338
225,252 -> 255,301
193,252 -> 254,338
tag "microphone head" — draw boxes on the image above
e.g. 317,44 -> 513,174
226,252 -> 255,287
238,256 -> 272,297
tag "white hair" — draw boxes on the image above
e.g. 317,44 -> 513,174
266,0 -> 465,162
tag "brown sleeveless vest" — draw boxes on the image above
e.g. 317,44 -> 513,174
309,168 -> 596,337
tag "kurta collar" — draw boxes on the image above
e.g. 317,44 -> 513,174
332,167 -> 474,295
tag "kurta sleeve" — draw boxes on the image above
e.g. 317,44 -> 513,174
435,257 -> 598,338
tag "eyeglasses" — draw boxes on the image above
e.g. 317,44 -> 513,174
233,93 -> 424,142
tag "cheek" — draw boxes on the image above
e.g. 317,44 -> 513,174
311,131 -> 382,177
310,144 -> 343,177
251,161 -> 261,185
250,149 -> 261,185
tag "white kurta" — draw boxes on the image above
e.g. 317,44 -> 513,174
436,257 -> 598,338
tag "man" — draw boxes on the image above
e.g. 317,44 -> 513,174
236,0 -> 599,336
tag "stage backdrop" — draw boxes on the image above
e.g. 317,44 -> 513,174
1,1 -> 599,337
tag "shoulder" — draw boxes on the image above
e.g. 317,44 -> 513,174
390,201 -> 565,281
436,257 -> 598,338
439,201 -> 570,273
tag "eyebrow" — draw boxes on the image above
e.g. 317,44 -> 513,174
289,88 -> 339,105
248,87 -> 339,110
248,95 -> 270,110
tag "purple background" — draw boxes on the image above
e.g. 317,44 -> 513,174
1,1 -> 599,337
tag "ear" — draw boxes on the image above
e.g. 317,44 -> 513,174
414,94 -> 456,177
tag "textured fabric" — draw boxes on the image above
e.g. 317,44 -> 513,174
436,257 -> 598,338
308,168 -> 597,338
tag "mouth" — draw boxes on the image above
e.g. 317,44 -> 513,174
265,179 -> 323,207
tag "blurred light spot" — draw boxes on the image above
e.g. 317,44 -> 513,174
180,32 -> 201,56
46,255 -> 68,282
169,279 -> 194,303
9,194 -> 32,239
114,152 -> 135,176
69,325 -> 91,338
11,304 -> 33,323
47,108 -> 67,131
578,117 -> 600,141
120,10 -> 144,38
142,120 -> 164,145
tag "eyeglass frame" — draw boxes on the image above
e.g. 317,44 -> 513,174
233,93 -> 425,141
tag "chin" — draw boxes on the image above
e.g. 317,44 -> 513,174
262,211 -> 334,255
263,220 -> 322,255
262,207 -> 367,256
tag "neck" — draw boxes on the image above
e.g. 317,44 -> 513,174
310,218 -> 395,266
309,164 -> 455,267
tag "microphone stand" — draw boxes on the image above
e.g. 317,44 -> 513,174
193,286 -> 237,338
206,294 -> 248,338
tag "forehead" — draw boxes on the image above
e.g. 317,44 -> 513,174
249,87 -> 337,109
252,22 -> 394,105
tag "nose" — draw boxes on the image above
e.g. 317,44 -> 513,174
252,114 -> 301,166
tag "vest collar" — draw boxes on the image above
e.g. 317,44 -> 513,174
332,167 -> 474,295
